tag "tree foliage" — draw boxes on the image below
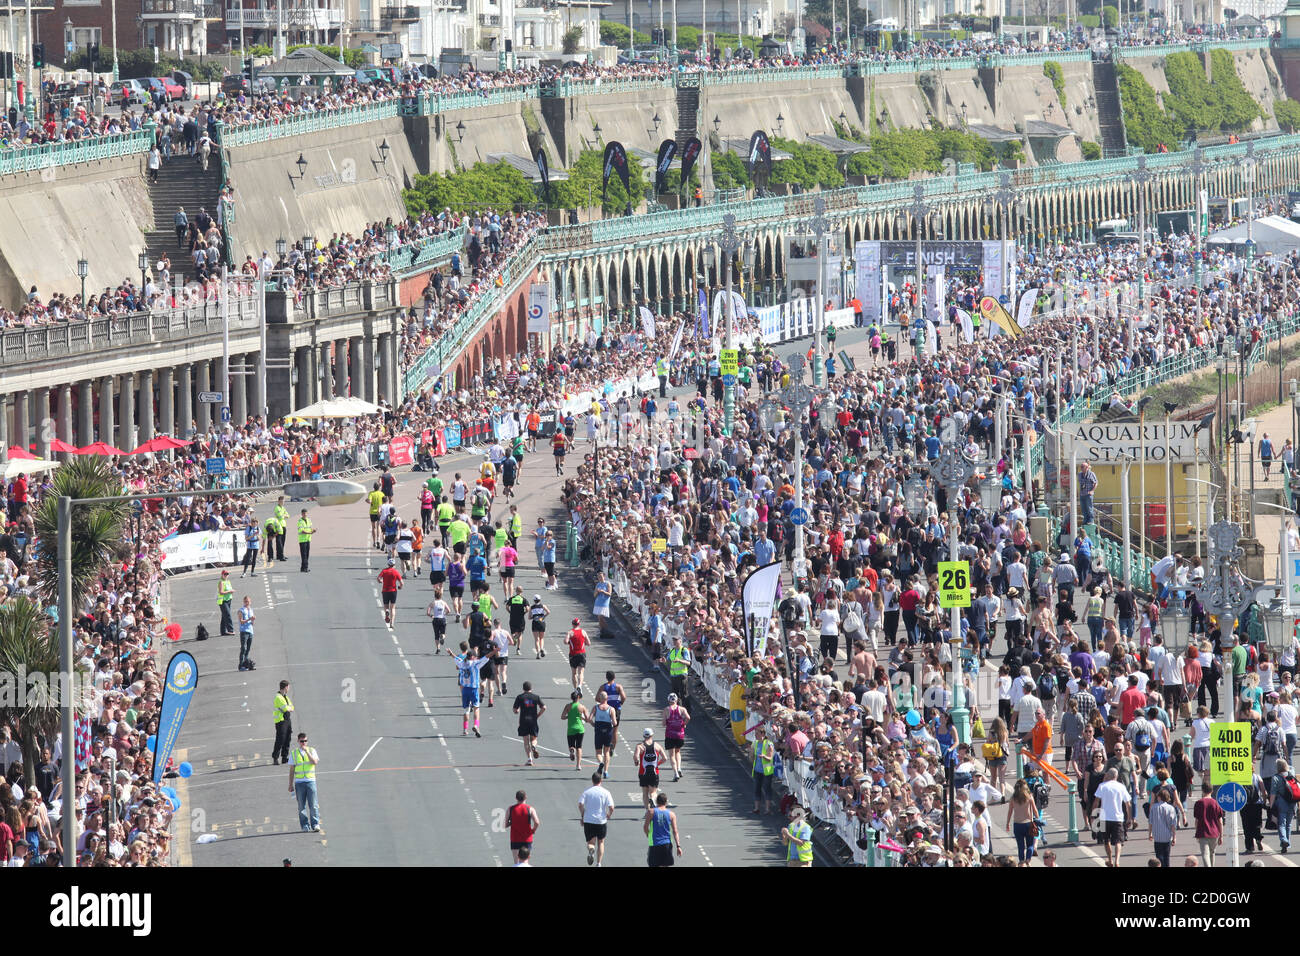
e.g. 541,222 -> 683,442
1162,50 -> 1259,137
599,20 -> 650,47
287,45 -> 367,69
1116,64 -> 1181,152
770,137 -> 844,190
1081,140 -> 1102,160
845,127 -> 998,180
562,27 -> 584,55
0,597 -> 71,788
711,151 -> 752,190
1275,98 -> 1300,133
403,161 -> 540,217
548,148 -> 649,213
62,47 -> 225,81
1102,5 -> 1119,26
1043,61 -> 1067,109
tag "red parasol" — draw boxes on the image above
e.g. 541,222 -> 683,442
128,436 -> 193,455
5,447 -> 36,460
48,439 -> 78,453
75,442 -> 128,456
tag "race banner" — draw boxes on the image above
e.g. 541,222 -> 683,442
160,529 -> 244,571
854,240 -> 882,324
493,415 -> 520,441
601,141 -> 630,205
535,148 -> 551,203
527,282 -> 550,334
956,308 -> 974,343
741,561 -> 782,657
925,319 -> 938,355
668,320 -> 685,361
982,240 -> 1003,299
927,267 -> 944,319
153,652 -> 198,783
747,130 -> 773,190
1016,288 -> 1038,329
433,428 -> 447,457
444,424 -> 462,449
388,435 -> 414,466
679,136 -> 703,191
696,287 -> 709,340
978,295 -> 1025,338
639,306 -> 657,340
711,290 -> 746,330
654,138 -> 676,195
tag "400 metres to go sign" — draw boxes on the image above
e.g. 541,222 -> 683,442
1209,722 -> 1254,786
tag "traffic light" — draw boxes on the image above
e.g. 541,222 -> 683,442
31,43 -> 43,69
243,57 -> 253,86
88,43 -> 99,71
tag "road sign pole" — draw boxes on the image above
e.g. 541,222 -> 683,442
949,512 -> 967,744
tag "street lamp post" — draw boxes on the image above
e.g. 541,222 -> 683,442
56,479 -> 367,866
1189,147 -> 1208,289
717,213 -> 742,434
779,354 -> 815,581
808,196 -> 831,386
908,183 -> 930,335
1132,155 -> 1152,317
928,437 -> 981,744
138,251 -> 148,302
76,258 -> 88,308
1243,147 -> 1257,287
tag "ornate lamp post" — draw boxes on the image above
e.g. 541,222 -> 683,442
780,352 -> 816,580
717,213 -> 742,434
1188,146 -> 1208,288
808,196 -> 831,386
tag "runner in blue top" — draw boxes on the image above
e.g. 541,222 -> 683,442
448,642 -> 494,737
466,551 -> 488,596
643,791 -> 681,867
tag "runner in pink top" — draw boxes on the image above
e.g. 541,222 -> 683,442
663,694 -> 691,782
498,542 -> 518,602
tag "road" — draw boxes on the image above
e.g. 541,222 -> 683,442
164,441 -> 793,867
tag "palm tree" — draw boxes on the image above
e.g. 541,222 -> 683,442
33,457 -> 129,612
0,597 -> 74,789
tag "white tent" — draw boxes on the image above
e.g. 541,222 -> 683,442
288,396 -> 383,419
1206,215 -> 1300,256
3,458 -> 59,479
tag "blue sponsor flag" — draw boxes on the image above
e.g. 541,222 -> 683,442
444,424 -> 462,448
153,651 -> 198,783
697,287 -> 709,340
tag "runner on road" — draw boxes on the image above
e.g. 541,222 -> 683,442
529,596 -> 551,658
567,618 -> 590,689
561,691 -> 589,770
644,791 -> 682,867
506,585 -> 528,653
498,539 -> 518,602
447,555 -> 467,622
449,643 -> 493,738
591,690 -> 617,779
366,482 -> 384,548
664,693 -> 691,782
513,681 -> 546,766
425,587 -> 450,652
600,671 -> 625,753
490,618 -> 512,695
508,791 -> 540,865
578,771 -> 615,866
552,430 -> 571,476
635,729 -> 668,810
378,558 -> 403,627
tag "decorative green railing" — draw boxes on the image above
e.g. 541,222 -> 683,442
0,128 -> 154,174
380,226 -> 466,275
424,85 -> 541,112
543,76 -> 672,97
220,101 -> 402,146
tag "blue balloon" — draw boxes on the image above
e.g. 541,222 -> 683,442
905,709 -> 921,727
178,762 -> 193,778
166,794 -> 181,812
160,786 -> 177,800
146,735 -> 156,751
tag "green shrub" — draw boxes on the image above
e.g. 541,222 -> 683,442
1101,5 -> 1118,26
711,151 -> 752,190
1116,63 -> 1180,152
403,161 -> 540,217
1079,14 -> 1100,27
1275,98 -> 1300,132
845,127 -> 997,180
1081,140 -> 1102,160
599,20 -> 649,47
1043,61 -> 1067,109
548,148 -> 648,214
769,137 -> 845,190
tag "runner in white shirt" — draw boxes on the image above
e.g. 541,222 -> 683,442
426,591 -> 450,652
577,772 -> 616,867
491,621 -> 511,695
395,521 -> 415,576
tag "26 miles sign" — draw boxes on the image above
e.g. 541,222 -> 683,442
937,561 -> 970,608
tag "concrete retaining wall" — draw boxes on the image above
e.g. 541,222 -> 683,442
0,154 -> 152,307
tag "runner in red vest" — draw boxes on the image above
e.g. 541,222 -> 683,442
508,790 -> 540,864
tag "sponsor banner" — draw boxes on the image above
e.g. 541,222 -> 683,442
983,240 -> 1003,299
957,308 -> 974,343
434,428 -> 447,457
654,138 -> 676,194
493,415 -> 521,441
160,530 -> 244,571
742,561 -> 782,657
978,295 -> 1024,338
1017,288 -> 1038,329
153,652 -> 198,783
639,305 -> 656,340
877,241 -> 986,269
388,435 -> 414,466
527,282 -> 550,334
444,424 -> 462,449
854,241 -> 882,324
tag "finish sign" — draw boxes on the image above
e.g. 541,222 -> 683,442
719,349 -> 738,376
1209,721 -> 1254,786
937,561 -> 971,608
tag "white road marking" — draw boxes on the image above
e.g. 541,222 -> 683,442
502,735 -> 570,757
352,737 -> 384,772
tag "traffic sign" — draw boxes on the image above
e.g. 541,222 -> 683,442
1209,722 -> 1254,786
651,537 -> 667,553
205,457 -> 226,475
721,373 -> 737,387
1215,782 -> 1248,814
197,391 -> 223,403
937,561 -> 971,608
789,507 -> 809,526
220,406 -> 231,423
719,348 -> 739,376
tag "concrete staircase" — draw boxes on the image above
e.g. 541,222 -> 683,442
143,157 -> 225,285
1091,59 -> 1129,159
674,81 -> 699,154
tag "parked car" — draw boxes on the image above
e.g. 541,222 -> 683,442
143,76 -> 185,101
354,66 -> 400,84
220,73 -> 277,95
108,78 -> 148,106
169,69 -> 194,99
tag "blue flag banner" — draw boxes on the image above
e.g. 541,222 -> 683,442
697,287 -> 709,340
153,651 -> 198,783
444,424 -> 462,448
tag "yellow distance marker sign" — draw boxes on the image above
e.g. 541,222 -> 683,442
937,561 -> 971,608
719,349 -> 739,376
1209,722 -> 1254,786
651,538 -> 667,553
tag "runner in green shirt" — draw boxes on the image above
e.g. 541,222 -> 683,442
427,474 -> 444,498
562,691 -> 589,770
